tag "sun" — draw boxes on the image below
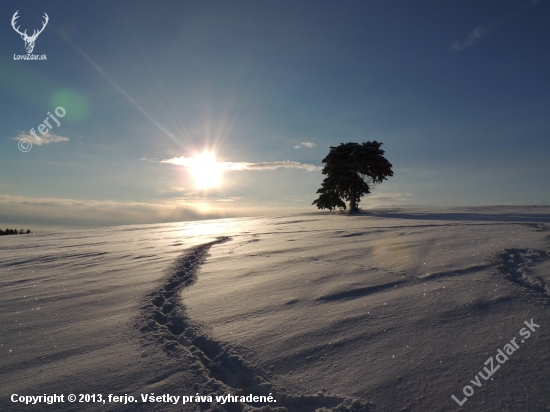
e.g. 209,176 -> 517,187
189,152 -> 222,189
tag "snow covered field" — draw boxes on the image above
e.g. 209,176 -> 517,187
1,207 -> 550,411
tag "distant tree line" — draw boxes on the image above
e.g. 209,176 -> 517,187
0,228 -> 31,236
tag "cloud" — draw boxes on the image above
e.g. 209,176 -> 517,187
0,194 -> 235,228
160,157 -> 321,172
294,142 -> 316,149
216,197 -> 242,202
366,192 -> 413,202
451,23 -> 498,51
0,194 -> 307,229
11,131 -> 69,146
156,186 -> 187,194
140,156 -> 160,162
357,192 -> 415,208
452,1 -> 546,50
229,161 -> 321,172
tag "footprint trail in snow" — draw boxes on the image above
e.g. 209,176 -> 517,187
136,236 -> 374,412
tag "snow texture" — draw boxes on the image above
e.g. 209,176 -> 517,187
1,206 -> 550,411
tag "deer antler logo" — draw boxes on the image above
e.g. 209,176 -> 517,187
11,11 -> 49,54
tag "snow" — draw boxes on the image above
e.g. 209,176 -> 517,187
1,207 -> 550,411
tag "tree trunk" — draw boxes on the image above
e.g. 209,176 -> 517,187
350,156 -> 357,212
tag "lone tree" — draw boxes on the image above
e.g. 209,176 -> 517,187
312,141 -> 393,213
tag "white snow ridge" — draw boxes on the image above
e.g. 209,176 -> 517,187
1,206 -> 550,411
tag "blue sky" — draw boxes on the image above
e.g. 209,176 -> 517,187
1,0 -> 549,228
